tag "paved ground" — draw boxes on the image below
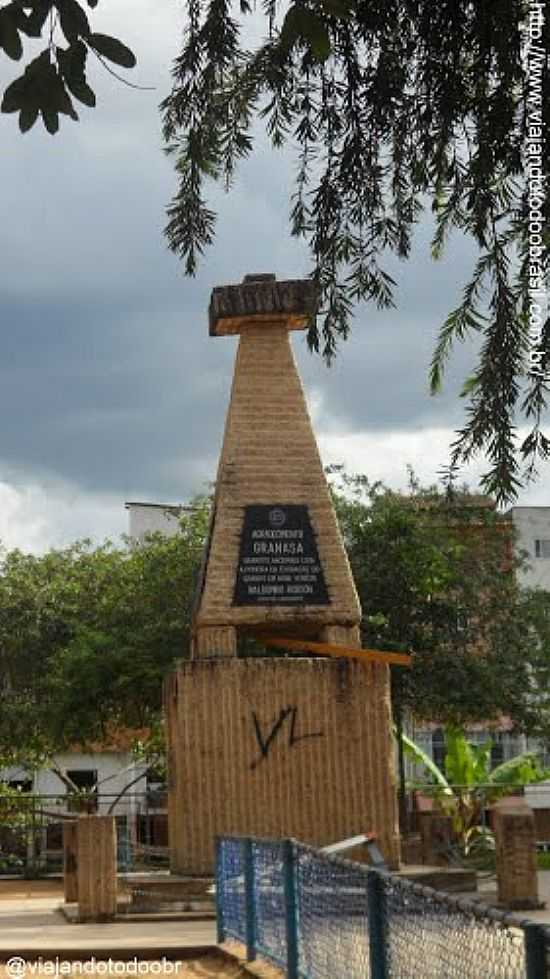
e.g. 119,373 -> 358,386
0,892 -> 217,959
0,882 -> 64,902
477,869 -> 550,926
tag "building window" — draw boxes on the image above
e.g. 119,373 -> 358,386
535,539 -> 550,558
5,779 -> 33,793
490,733 -> 504,769
66,769 -> 98,812
432,728 -> 446,773
146,767 -> 166,808
526,737 -> 550,768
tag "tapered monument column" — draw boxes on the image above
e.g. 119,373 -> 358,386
193,274 -> 361,655
166,274 -> 400,873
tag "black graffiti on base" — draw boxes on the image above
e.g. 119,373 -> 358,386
250,706 -> 324,769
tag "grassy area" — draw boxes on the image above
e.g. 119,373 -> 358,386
537,852 -> 550,870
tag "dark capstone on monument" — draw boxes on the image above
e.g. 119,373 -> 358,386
209,273 -> 319,335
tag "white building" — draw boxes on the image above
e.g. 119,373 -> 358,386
508,506 -> 550,589
125,501 -> 192,541
4,749 -> 147,812
0,747 -> 152,872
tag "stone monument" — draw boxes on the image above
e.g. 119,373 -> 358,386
166,274 -> 401,873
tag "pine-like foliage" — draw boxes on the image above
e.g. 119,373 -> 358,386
161,0 -> 549,502
1,0 -> 548,502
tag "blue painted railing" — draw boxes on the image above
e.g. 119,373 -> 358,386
216,835 -> 550,979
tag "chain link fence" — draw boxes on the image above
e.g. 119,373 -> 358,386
216,835 -> 549,979
252,838 -> 288,968
215,835 -> 246,941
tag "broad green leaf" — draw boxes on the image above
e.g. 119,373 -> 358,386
26,49 -> 51,76
19,105 -> 39,132
0,8 -> 23,60
56,0 -> 90,41
55,81 -> 79,119
39,63 -> 80,119
470,740 -> 492,783
56,40 -> 86,84
65,76 -> 95,107
489,752 -> 550,789
57,41 -> 95,106
20,4 -> 50,38
281,5 -> 332,62
41,107 -> 59,134
1,75 -> 27,113
10,4 -> 33,33
399,730 -> 452,793
88,32 -> 136,68
443,727 -> 477,787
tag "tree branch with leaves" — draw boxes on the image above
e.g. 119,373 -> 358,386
160,0 -> 549,502
0,0 -> 136,133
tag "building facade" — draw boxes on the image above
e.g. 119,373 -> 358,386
125,501 -> 191,541
508,506 -> 550,590
409,504 -> 550,781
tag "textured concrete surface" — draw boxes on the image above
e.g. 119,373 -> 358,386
0,895 -> 216,958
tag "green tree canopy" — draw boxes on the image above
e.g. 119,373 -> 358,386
0,500 -> 209,772
330,468 -> 550,738
2,473 -> 550,787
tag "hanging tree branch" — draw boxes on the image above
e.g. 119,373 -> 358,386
160,0 -> 549,503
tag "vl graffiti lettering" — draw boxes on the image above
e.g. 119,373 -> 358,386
250,706 -> 324,769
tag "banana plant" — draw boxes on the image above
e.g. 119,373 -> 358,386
400,726 -> 550,857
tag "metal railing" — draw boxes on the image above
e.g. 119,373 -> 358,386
216,835 -> 550,979
0,792 -> 169,875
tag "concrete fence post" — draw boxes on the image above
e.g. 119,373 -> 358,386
77,814 -> 117,922
494,801 -> 540,910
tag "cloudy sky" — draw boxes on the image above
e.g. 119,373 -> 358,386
0,0 -> 547,553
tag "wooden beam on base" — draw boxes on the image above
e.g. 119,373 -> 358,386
253,634 -> 412,667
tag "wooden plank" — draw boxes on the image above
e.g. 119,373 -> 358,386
323,834 -> 388,867
322,833 -> 372,854
253,634 -> 412,667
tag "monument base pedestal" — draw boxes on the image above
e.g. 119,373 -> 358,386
166,656 -> 401,874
